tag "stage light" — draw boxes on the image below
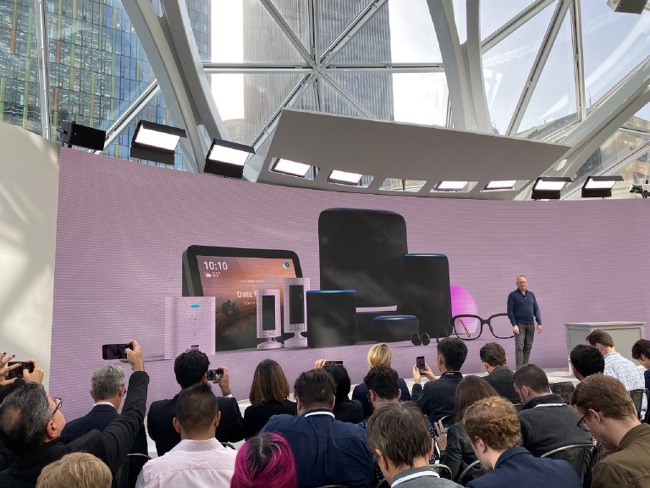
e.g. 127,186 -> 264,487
271,158 -> 313,178
204,139 -> 255,179
435,181 -> 470,191
58,121 -> 106,151
484,180 -> 517,191
327,170 -> 363,185
531,176 -> 572,200
130,121 -> 186,166
581,175 -> 623,198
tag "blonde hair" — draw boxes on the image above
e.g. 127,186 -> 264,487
36,452 -> 112,488
367,343 -> 391,368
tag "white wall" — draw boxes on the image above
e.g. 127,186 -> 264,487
0,123 -> 59,388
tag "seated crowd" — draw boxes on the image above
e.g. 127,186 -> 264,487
1,331 -> 650,488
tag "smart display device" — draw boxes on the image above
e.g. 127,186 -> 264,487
182,246 -> 302,351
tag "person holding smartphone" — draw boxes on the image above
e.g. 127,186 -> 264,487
0,339 -> 148,488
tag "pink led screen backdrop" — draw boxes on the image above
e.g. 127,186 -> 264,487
52,149 -> 650,420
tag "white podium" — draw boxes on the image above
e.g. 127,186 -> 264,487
565,321 -> 645,363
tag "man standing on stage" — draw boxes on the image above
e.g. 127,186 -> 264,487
507,275 -> 542,370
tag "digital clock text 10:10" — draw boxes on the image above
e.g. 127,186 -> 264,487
203,261 -> 228,271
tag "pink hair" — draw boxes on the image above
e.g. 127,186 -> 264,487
230,433 -> 297,488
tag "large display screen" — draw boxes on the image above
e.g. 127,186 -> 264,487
183,246 -> 302,351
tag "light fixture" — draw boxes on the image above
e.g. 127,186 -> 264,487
581,175 -> 623,198
58,121 -> 106,151
130,120 -> 186,166
436,181 -> 469,191
484,180 -> 517,191
271,158 -> 312,178
204,139 -> 255,179
531,176 -> 572,200
328,170 -> 363,186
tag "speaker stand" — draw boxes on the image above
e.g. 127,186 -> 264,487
257,337 -> 282,350
284,332 -> 307,349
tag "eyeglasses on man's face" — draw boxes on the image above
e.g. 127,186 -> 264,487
577,410 -> 590,432
49,397 -> 63,420
450,313 -> 514,341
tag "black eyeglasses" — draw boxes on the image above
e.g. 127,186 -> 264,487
577,411 -> 590,432
450,313 -> 514,341
50,397 -> 63,420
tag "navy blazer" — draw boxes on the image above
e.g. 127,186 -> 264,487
63,404 -> 148,455
467,446 -> 582,488
484,365 -> 520,404
261,409 -> 374,488
148,393 -> 244,456
412,372 -> 463,423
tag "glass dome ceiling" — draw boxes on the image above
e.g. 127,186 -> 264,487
1,0 -> 648,199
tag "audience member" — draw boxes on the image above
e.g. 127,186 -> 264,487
479,343 -> 519,403
147,349 -> 243,455
570,344 -> 605,381
572,374 -> 650,487
359,366 -> 435,486
261,368 -> 373,487
513,364 -> 591,456
243,359 -> 296,439
0,340 -> 148,488
0,353 -> 45,472
352,344 -> 411,418
631,339 -> 650,392
61,364 -> 148,485
230,433 -> 297,488
463,396 -> 582,488
136,384 -> 236,487
437,376 -> 498,483
36,452 -> 111,488
322,363 -> 363,423
366,402 -> 461,488
413,337 -> 468,424
587,330 -> 646,416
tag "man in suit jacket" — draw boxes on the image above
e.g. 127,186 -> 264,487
261,369 -> 374,487
0,340 -> 149,488
464,396 -> 582,488
479,343 -> 519,404
412,338 -> 467,424
62,364 -> 148,456
147,349 -> 243,456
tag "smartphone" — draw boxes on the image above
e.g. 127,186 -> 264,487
207,368 -> 224,381
416,356 -> 426,373
5,361 -> 34,380
324,360 -> 344,366
101,344 -> 132,360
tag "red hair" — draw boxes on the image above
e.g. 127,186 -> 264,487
230,433 -> 297,488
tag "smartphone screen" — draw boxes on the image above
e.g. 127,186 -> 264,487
101,344 -> 130,360
324,360 -> 344,366
416,356 -> 426,372
6,361 -> 34,380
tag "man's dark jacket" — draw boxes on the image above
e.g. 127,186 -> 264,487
485,365 -> 520,404
147,393 -> 244,456
62,403 -> 149,455
0,371 -> 149,488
